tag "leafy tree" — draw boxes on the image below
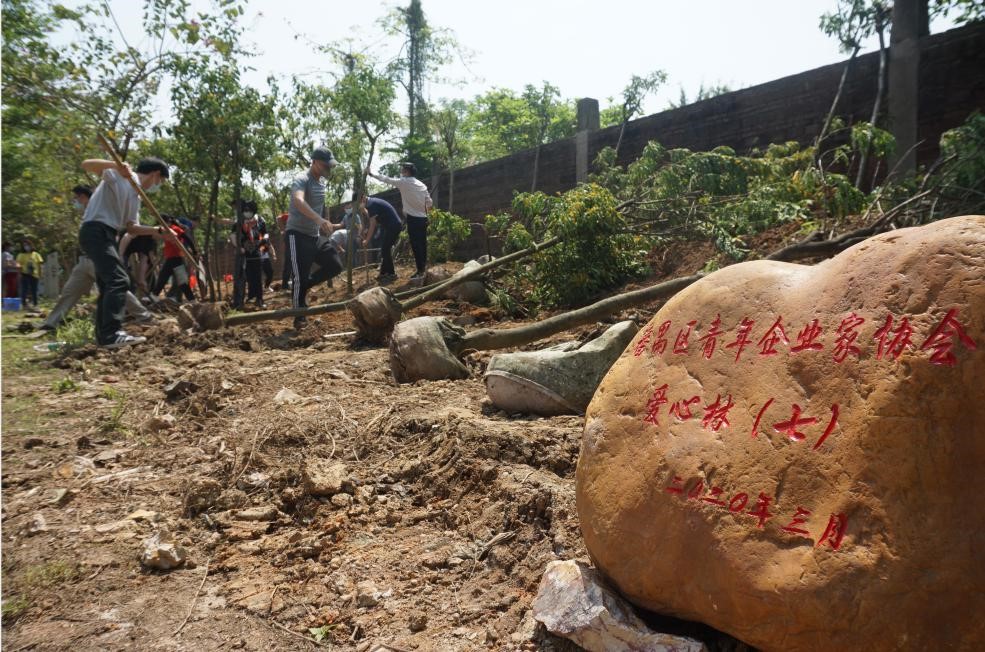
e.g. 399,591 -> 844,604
166,62 -> 278,298
599,72 -> 668,158
461,84 -> 576,175
432,98 -> 469,212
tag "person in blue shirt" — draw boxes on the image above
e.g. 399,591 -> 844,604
359,196 -> 403,284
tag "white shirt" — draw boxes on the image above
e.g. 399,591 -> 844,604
82,169 -> 141,231
371,173 -> 432,218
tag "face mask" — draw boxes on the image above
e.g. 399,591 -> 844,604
243,211 -> 255,219
71,199 -> 83,209
146,183 -> 161,194
24,247 -> 32,252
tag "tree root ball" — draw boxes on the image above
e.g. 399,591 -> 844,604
389,316 -> 469,383
177,302 -> 224,331
349,287 -> 403,344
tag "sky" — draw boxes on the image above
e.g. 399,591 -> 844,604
78,0 -> 957,120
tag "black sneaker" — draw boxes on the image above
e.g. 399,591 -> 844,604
102,331 -> 147,349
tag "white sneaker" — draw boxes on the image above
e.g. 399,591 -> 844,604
102,331 -> 147,349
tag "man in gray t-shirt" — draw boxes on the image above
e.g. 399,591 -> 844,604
284,146 -> 344,328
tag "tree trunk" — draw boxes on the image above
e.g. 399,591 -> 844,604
223,235 -> 561,329
856,21 -> 888,189
815,45 -> 860,156
614,119 -> 628,160
458,274 -> 702,354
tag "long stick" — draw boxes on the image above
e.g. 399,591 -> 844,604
96,133 -> 205,279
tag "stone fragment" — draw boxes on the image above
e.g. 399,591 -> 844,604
408,612 -> 428,632
534,560 -> 707,652
126,509 -> 161,523
142,414 -> 176,434
164,379 -> 199,400
24,513 -> 47,536
234,506 -> 279,522
23,437 -> 44,449
578,216 -> 985,651
182,478 -> 222,516
302,460 -> 355,497
273,388 -> 302,405
355,580 -> 381,607
140,531 -> 187,570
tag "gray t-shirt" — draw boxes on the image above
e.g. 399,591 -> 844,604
81,168 -> 141,231
286,172 -> 326,238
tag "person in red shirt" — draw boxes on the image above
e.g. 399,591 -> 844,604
151,215 -> 194,301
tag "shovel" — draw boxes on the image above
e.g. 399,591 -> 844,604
96,133 -> 206,281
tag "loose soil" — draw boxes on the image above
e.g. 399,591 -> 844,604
0,241 -> 784,651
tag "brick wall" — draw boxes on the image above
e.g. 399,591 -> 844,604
375,22 -> 983,260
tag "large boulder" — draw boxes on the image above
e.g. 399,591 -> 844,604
484,321 -> 639,416
577,216 -> 985,651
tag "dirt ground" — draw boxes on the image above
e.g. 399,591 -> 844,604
1,251 -> 761,652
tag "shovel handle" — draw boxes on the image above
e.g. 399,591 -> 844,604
96,134 -> 204,278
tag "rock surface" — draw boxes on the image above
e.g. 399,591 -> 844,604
302,460 -> 355,497
485,320 -> 639,416
140,531 -> 187,570
533,560 -> 707,652
577,216 -> 985,651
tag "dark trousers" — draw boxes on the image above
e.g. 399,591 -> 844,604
79,222 -> 130,344
262,258 -> 274,288
379,222 -> 402,276
19,275 -> 39,306
406,216 -> 428,273
287,230 -> 343,308
245,258 -> 263,303
153,256 -> 192,300
281,234 -> 292,286
231,252 -> 248,307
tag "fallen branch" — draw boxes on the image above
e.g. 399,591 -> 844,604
458,274 -> 703,353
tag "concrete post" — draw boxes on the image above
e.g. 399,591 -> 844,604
41,252 -> 61,299
888,0 -> 922,177
576,98 -> 600,183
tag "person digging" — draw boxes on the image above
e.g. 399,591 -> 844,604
78,156 -> 179,348
40,185 -> 154,332
285,146 -> 344,329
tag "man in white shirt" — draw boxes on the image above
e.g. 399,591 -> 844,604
78,157 -> 177,348
366,162 -> 432,280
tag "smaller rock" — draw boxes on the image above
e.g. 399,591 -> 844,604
24,513 -> 47,536
273,388 -> 303,405
511,610 -> 538,644
533,560 -> 707,652
49,488 -> 73,506
140,531 -> 187,571
330,493 -> 353,509
164,379 -> 199,400
302,460 -> 355,497
142,414 -> 176,434
92,449 -> 123,466
216,489 -> 249,510
23,437 -> 44,449
236,472 -> 269,491
355,580 -> 381,607
182,478 -> 222,516
408,612 -> 428,632
126,509 -> 162,523
234,506 -> 279,522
